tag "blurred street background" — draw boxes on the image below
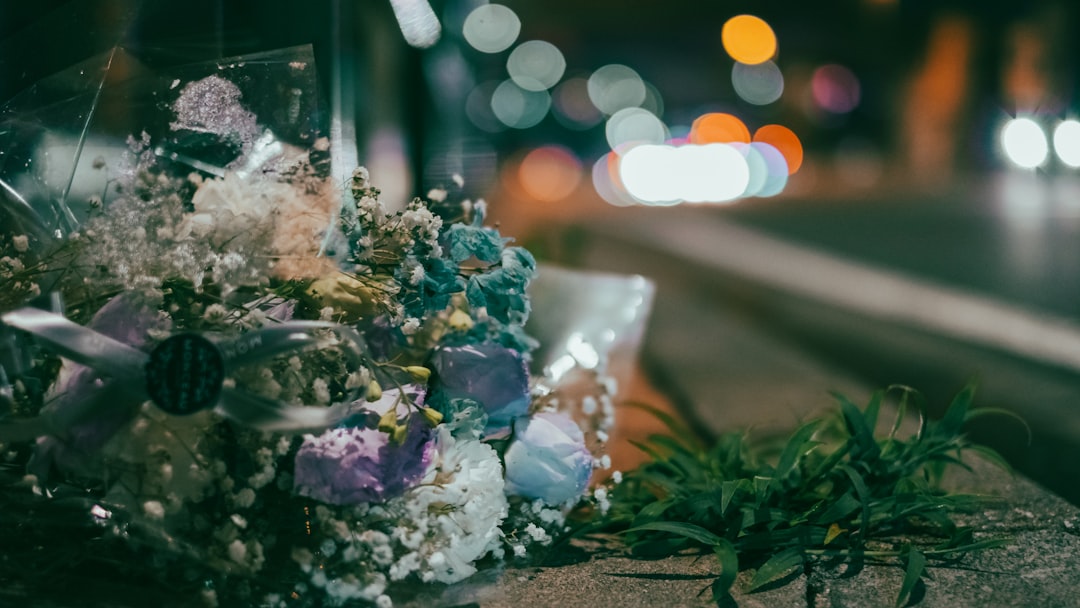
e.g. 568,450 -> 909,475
3,0 -> 1080,501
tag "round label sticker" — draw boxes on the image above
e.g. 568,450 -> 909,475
145,334 -> 225,415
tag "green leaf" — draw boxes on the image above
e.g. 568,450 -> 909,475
624,400 -> 704,450
938,383 -> 974,437
628,439 -> 668,464
814,492 -> 861,524
741,507 -> 793,529
712,538 -> 740,605
886,385 -> 920,439
963,444 -> 1014,474
837,394 -> 880,458
896,548 -> 926,608
753,476 -> 773,503
625,521 -> 724,547
864,389 -> 883,433
749,547 -> 804,591
840,465 -> 872,541
775,422 -> 821,482
963,407 -> 1032,445
720,480 -> 740,515
635,499 -> 676,523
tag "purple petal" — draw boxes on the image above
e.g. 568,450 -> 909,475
294,415 -> 434,505
430,343 -> 530,434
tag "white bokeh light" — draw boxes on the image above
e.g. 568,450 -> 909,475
1053,119 -> 1080,168
605,107 -> 668,149
751,142 -> 789,197
1001,117 -> 1049,169
491,80 -> 551,129
463,4 -> 521,53
619,145 -> 679,204
618,144 -> 750,204
731,61 -> 784,106
507,40 -> 566,91
731,143 -> 767,196
587,65 -> 647,115
592,153 -> 637,207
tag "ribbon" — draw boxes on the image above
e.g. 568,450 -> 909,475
0,307 -> 368,442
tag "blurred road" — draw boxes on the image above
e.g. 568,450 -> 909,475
729,172 -> 1080,322
551,171 -> 1080,505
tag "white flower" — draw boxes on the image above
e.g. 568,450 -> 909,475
312,378 -> 331,405
401,318 -> 421,335
408,263 -> 425,286
384,427 -> 508,584
11,234 -> 29,253
143,500 -> 165,520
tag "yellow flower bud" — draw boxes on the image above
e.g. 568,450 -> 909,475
377,408 -> 398,434
404,365 -> 431,382
366,379 -> 383,402
392,424 -> 409,444
448,308 -> 474,331
419,406 -> 444,427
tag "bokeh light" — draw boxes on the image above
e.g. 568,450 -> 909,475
587,64 -> 647,115
507,40 -> 566,91
619,144 -> 750,204
811,64 -> 861,114
1053,120 -> 1080,168
462,4 -> 521,53
721,15 -> 777,65
731,61 -> 784,106
1001,117 -> 1048,169
592,153 -> 637,207
641,81 -> 665,118
606,107 -> 668,149
491,79 -> 551,129
731,143 -> 767,197
753,124 -> 803,174
751,142 -> 789,196
518,145 -> 583,202
465,81 -> 505,133
689,112 -> 751,145
552,77 -> 603,129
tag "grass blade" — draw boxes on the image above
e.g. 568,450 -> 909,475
625,521 -> 724,546
775,421 -> 821,483
711,538 -> 740,606
896,548 -> 926,608
749,547 -> 804,591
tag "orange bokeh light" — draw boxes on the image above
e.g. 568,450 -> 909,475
753,124 -> 803,174
721,15 -> 777,65
517,145 -> 583,202
690,113 -> 751,145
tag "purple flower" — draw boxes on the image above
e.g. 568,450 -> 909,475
32,293 -> 169,478
430,343 -> 530,436
503,411 -> 592,505
293,387 -> 434,505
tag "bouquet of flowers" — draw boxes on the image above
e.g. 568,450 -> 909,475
0,47 -> 622,608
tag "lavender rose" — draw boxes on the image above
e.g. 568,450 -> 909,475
293,386 -> 435,505
430,343 -> 530,436
503,411 -> 592,505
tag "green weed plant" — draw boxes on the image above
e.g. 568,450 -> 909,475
601,385 -> 1024,607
